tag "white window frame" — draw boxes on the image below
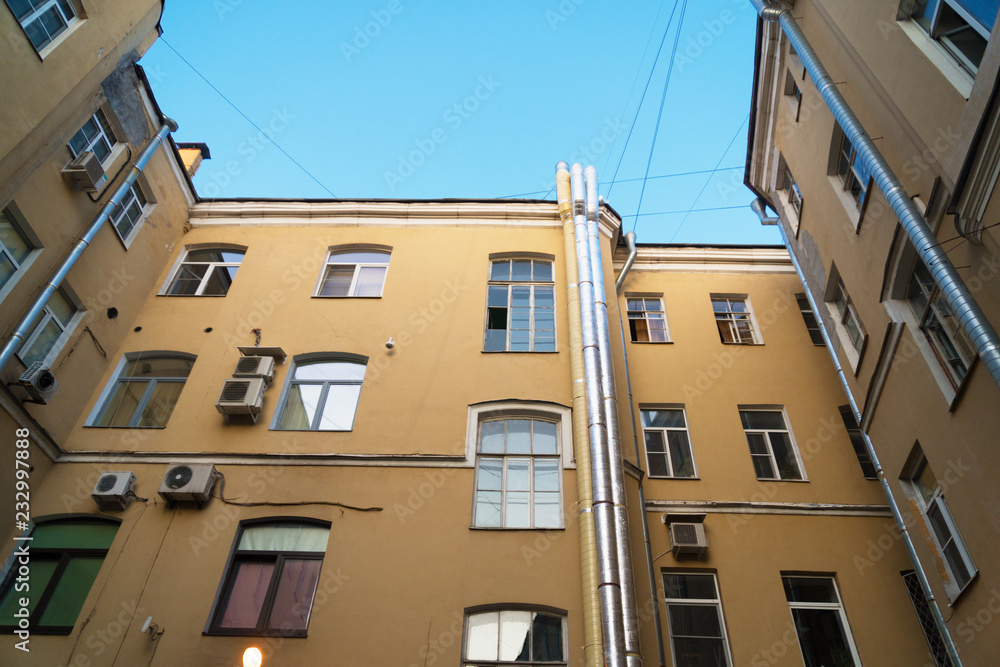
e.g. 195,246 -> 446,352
484,257 -> 557,352
640,406 -> 697,478
901,449 -> 977,600
710,295 -> 762,345
16,284 -> 85,368
461,605 -> 568,666
739,407 -> 806,481
824,268 -> 867,372
782,575 -> 863,667
86,351 -> 195,428
270,353 -> 367,432
627,295 -> 671,343
5,0 -> 80,55
313,246 -> 391,298
903,0 -> 994,75
68,108 -> 118,165
662,571 -> 734,667
0,202 -> 43,302
162,245 -> 246,297
109,179 -> 154,248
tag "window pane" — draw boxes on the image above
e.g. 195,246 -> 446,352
186,248 -> 243,262
510,260 -> 532,282
31,521 -> 118,550
532,261 -> 552,282
317,383 -> 362,430
491,260 -> 510,281
532,613 -> 563,661
136,381 -> 184,427
508,419 -> 531,454
201,265 -> 239,296
94,380 -> 145,427
790,608 -> 858,667
0,209 -> 31,264
643,409 -> 686,428
266,559 -> 322,631
534,458 -> 559,492
631,318 -> 650,342
488,284 -> 508,308
505,491 -> 530,527
507,458 -> 530,491
0,255 -> 16,290
328,250 -> 389,263
238,524 -> 330,552
123,356 -> 193,379
668,431 -> 695,478
475,490 -> 502,527
664,573 -> 718,600
467,612 -> 501,659
319,266 -> 353,296
671,636 -> 730,666
37,556 -> 104,627
353,266 -> 387,296
769,433 -> 802,480
783,577 -> 838,603
219,562 -> 275,629
533,421 -> 558,454
740,411 -> 785,430
480,421 -> 505,453
484,329 -> 507,352
751,455 -> 776,479
644,430 -> 666,453
477,458 -> 503,491
534,492 -> 561,528
20,317 -> 62,366
294,361 -> 366,381
0,558 -> 56,622
499,610 -> 532,660
278,384 -> 314,430
648,452 -> 670,478
168,264 -> 209,295
8,0 -> 33,22
669,604 -> 724,637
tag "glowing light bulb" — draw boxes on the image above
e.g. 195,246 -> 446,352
242,647 -> 263,667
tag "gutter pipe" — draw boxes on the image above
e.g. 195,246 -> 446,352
752,198 -> 963,667
0,119 -> 178,371
748,0 -> 1000,390
557,165 -> 604,667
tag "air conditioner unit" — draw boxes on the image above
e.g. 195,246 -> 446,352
18,361 -> 58,404
91,471 -> 136,511
232,355 -> 275,385
669,522 -> 709,559
158,463 -> 217,505
61,151 -> 107,192
216,377 -> 266,421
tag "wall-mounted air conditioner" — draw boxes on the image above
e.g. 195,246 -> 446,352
158,463 -> 217,505
232,356 -> 275,385
92,471 -> 136,511
216,377 -> 266,421
18,361 -> 58,404
61,151 -> 107,192
663,512 -> 708,559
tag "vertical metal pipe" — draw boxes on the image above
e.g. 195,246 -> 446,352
572,163 -> 627,666
0,119 -> 178,371
557,162 -> 604,667
584,167 -> 642,667
615,231 -> 668,667
748,0 -> 1000,389
753,198 -> 963,666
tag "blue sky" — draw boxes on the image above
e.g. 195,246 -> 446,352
140,0 -> 780,245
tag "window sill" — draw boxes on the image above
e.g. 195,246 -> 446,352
35,18 -> 84,61
311,295 -> 383,299
647,475 -> 699,480
481,350 -> 559,354
112,204 -> 156,251
269,428 -> 353,432
946,570 -> 979,606
470,525 -> 565,531
755,478 -> 810,483
897,20 -> 974,99
204,629 -> 308,638
83,425 -> 166,429
827,176 -> 864,231
630,340 -> 674,345
720,341 -> 763,346
158,293 -> 229,297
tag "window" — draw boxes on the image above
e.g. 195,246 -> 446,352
901,570 -> 954,667
462,606 -> 566,666
627,296 -> 669,342
906,0 -> 997,75
208,520 -> 330,637
740,409 -> 803,481
68,109 -> 117,164
484,258 -> 555,352
641,408 -> 696,478
316,248 -> 389,297
782,575 -> 861,667
165,247 -> 245,296
0,204 -> 39,296
109,182 -> 149,244
780,166 -> 803,218
837,406 -> 878,480
5,0 -> 78,52
662,572 -> 733,666
274,356 -> 366,431
905,259 -> 975,388
473,417 -> 561,528
90,353 -> 194,428
902,449 -> 977,597
18,285 -> 83,367
711,296 -> 761,345
834,129 -> 872,212
795,294 -> 825,346
0,517 -> 118,634
827,275 -> 866,358
783,70 -> 802,122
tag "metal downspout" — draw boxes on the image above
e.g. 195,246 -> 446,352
752,199 -> 964,667
0,119 -> 179,371
614,231 -> 668,667
569,163 -> 627,666
584,167 -> 642,667
748,0 -> 1000,389
557,163 -> 604,667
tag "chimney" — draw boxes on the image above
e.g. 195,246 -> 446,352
175,142 -> 211,177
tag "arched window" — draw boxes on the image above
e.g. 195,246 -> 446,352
0,516 -> 119,634
89,352 -> 195,427
273,355 -> 367,431
165,246 -> 246,296
315,247 -> 390,297
208,519 -> 330,637
484,257 -> 555,352
462,605 -> 567,666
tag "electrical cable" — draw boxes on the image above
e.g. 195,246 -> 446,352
607,0 -> 682,201
667,112 -> 750,242
159,38 -> 338,198
496,166 -> 744,199
632,0 -> 689,233
215,472 -> 382,512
